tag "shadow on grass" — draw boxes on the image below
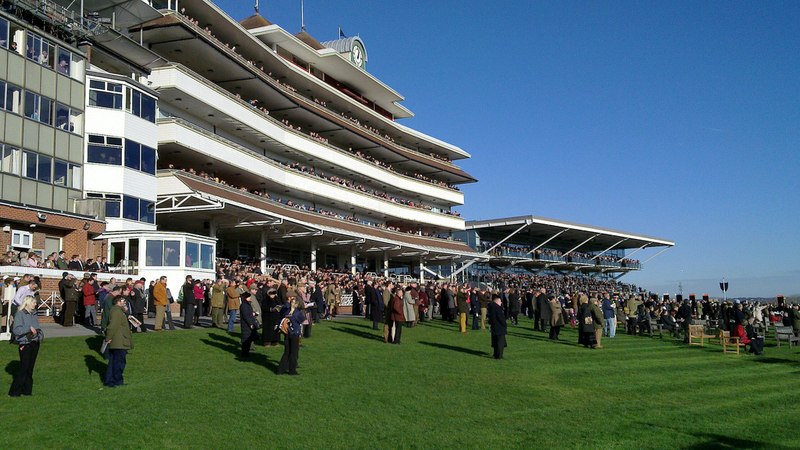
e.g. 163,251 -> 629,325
682,432 -> 793,450
5,360 -> 19,377
201,333 -> 278,373
419,341 -> 487,357
84,355 -> 106,383
330,326 -> 384,342
85,335 -> 106,356
508,331 -> 581,347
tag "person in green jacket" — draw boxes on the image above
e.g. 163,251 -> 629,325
790,304 -> 800,335
104,295 -> 133,388
101,285 -> 122,330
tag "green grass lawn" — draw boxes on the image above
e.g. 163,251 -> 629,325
2,318 -> 800,449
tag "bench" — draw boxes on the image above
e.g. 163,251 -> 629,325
687,324 -> 715,347
719,330 -> 746,355
775,326 -> 800,348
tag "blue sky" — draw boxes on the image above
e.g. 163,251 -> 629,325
215,1 -> 800,297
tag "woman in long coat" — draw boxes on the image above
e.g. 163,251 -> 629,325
577,296 -> 596,348
403,286 -> 416,327
548,295 -> 565,340
390,287 -> 405,344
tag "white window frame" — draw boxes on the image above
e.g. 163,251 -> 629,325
11,230 -> 32,249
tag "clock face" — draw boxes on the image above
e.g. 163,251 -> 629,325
352,44 -> 364,68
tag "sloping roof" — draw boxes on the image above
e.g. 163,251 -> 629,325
239,14 -> 272,30
294,30 -> 326,51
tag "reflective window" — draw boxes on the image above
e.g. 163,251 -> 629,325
1,145 -> 20,175
55,103 -> 81,134
127,87 -> 157,123
185,241 -> 199,268
22,151 -> 37,179
123,195 -> 139,221
88,80 -> 123,109
53,159 -> 68,186
87,135 -> 123,165
105,200 -> 121,218
125,140 -> 140,170
69,164 -> 81,189
145,240 -> 163,266
140,145 -> 156,175
164,241 -> 180,266
24,92 -> 53,125
37,155 -> 51,183
2,82 -> 22,114
0,17 -> 7,49
139,198 -> 154,224
200,244 -> 214,270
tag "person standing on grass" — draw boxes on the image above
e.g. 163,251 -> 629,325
210,278 -> 226,329
390,286 -> 406,344
8,296 -> 42,397
104,295 -> 133,388
82,276 -> 97,327
226,280 -> 241,333
383,280 -> 394,342
277,294 -> 304,375
153,276 -> 168,331
403,285 -> 416,328
365,280 -> 382,330
182,275 -> 195,329
591,297 -> 605,349
601,292 -> 616,338
239,291 -> 259,357
577,296 -> 596,348
488,294 -> 507,359
262,288 -> 282,346
478,286 -> 490,330
456,285 -> 469,334
548,295 -> 565,340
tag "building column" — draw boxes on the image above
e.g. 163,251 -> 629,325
208,219 -> 218,239
419,257 -> 425,284
350,246 -> 357,275
260,229 -> 267,274
310,241 -> 317,272
383,251 -> 389,278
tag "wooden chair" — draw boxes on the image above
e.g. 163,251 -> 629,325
775,326 -> 800,348
688,324 -> 715,347
719,330 -> 745,355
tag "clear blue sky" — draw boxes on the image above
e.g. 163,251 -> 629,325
215,1 -> 800,297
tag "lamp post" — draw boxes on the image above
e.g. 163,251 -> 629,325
719,278 -> 729,302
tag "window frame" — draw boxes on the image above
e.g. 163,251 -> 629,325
88,79 -> 124,110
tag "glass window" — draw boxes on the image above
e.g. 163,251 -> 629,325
140,94 -> 156,122
87,135 -> 123,165
56,47 -> 71,76
37,155 -> 51,183
185,241 -> 199,268
68,164 -> 81,189
140,145 -> 156,175
68,108 -> 83,134
105,200 -> 120,218
24,92 -> 53,125
123,195 -> 139,220
53,159 -> 67,186
22,151 -> 37,179
139,198 -> 154,224
55,103 -> 70,130
125,140 -> 141,170
26,33 -> 54,68
200,244 -> 214,270
88,80 -> 123,109
164,240 -> 180,266
2,82 -> 21,114
145,240 -> 163,266
1,145 -> 20,175
0,17 -> 7,49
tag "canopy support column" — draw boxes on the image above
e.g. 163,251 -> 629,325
260,230 -> 267,274
310,241 -> 317,272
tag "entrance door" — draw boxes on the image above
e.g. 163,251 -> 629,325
44,236 -> 61,258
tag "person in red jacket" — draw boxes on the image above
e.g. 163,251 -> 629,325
390,287 -> 405,345
82,277 -> 97,327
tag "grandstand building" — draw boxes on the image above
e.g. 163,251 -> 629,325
452,216 -> 674,281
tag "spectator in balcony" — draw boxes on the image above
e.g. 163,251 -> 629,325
68,255 -> 84,271
8,296 -> 42,397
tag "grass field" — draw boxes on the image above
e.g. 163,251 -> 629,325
2,317 -> 800,449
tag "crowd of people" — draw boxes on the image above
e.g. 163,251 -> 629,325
172,166 -> 443,237
4,258 -> 799,396
176,9 -> 460,192
2,250 -> 111,272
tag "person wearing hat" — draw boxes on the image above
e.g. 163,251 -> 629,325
262,286 -> 281,346
488,294 -> 507,359
104,294 -> 133,388
225,280 -> 241,333
82,274 -> 98,327
239,291 -> 260,357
